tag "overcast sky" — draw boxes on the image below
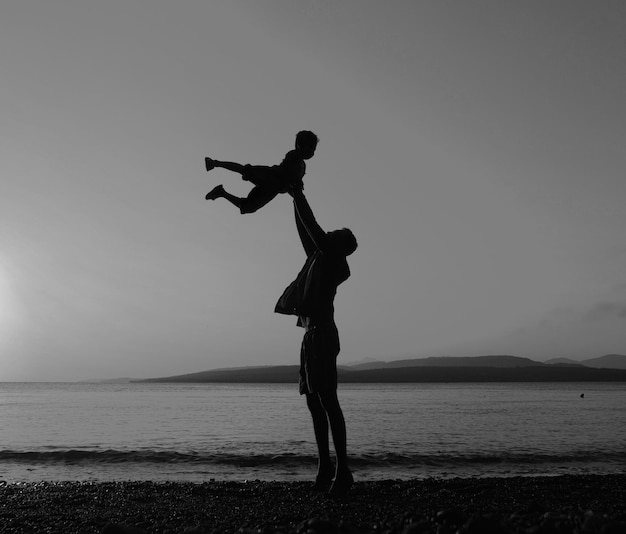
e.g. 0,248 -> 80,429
2,1 -> 626,381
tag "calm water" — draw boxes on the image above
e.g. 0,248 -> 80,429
1,382 -> 625,482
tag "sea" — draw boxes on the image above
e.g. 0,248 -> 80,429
1,382 -> 625,483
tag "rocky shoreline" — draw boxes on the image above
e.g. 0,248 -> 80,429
1,475 -> 625,533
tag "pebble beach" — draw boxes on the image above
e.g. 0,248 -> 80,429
1,475 -> 625,534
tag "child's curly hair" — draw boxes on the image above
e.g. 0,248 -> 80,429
296,130 -> 319,149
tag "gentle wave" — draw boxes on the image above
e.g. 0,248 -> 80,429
2,449 -> 625,468
0,449 -> 309,466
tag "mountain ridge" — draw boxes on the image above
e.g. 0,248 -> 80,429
137,354 -> 626,383
350,355 -> 552,370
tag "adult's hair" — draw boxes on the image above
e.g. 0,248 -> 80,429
333,228 -> 358,256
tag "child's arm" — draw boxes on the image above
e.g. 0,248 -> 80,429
292,187 -> 329,254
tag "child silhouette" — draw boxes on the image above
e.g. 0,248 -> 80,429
204,130 -> 318,214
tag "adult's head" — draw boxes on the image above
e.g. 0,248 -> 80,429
296,130 -> 319,160
329,228 -> 358,256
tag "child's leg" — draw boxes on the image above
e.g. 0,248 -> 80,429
205,184 -> 279,214
205,185 -> 242,210
205,158 -> 247,175
239,185 -> 279,214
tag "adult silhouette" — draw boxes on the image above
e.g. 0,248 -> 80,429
275,184 -> 357,495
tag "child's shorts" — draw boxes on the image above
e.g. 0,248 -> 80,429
299,322 -> 340,395
240,165 -> 285,214
242,165 -> 281,187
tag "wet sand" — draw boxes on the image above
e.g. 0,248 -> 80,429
1,475 -> 625,533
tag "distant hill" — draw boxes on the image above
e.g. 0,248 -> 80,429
138,355 -> 626,383
581,354 -> 626,369
349,355 -> 547,370
544,357 -> 580,366
344,358 -> 387,370
140,365 -> 300,383
544,354 -> 626,369
340,366 -> 626,383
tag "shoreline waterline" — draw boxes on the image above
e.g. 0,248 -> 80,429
2,447 -> 625,484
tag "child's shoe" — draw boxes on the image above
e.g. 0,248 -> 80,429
205,185 -> 224,200
205,157 -> 216,171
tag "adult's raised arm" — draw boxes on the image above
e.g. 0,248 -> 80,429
292,187 -> 329,254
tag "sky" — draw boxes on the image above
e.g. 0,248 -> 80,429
2,0 -> 626,381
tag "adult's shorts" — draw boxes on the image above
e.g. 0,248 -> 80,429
299,322 -> 340,395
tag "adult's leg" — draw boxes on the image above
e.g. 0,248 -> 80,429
318,389 -> 348,473
305,393 -> 334,489
318,389 -> 353,495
